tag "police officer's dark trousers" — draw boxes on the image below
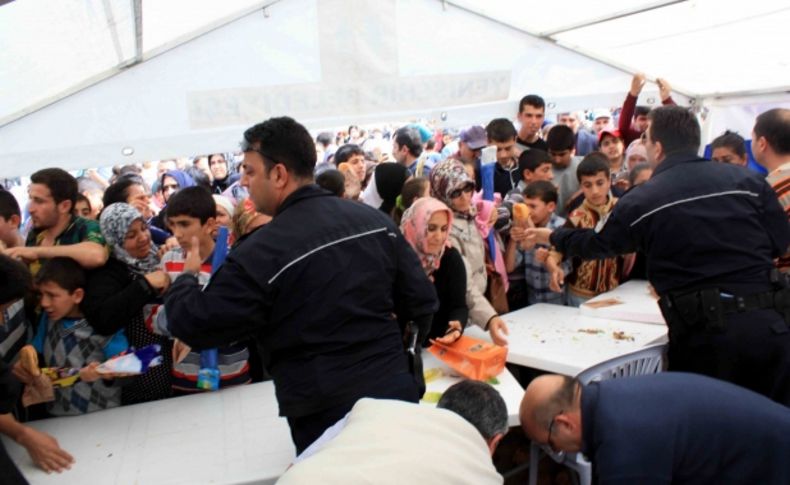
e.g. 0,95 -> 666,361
667,308 -> 790,406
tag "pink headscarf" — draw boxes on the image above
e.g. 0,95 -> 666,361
400,197 -> 454,276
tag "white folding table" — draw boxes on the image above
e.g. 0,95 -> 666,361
466,303 -> 668,376
579,280 -> 665,325
3,381 -> 294,485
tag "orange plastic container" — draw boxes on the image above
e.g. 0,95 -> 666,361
428,335 -> 507,381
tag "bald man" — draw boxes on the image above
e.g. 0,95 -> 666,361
520,373 -> 790,484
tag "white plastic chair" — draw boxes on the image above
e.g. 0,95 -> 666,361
527,343 -> 667,485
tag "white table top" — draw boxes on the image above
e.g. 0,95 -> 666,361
579,280 -> 665,325
4,358 -> 524,484
420,351 -> 524,427
4,382 -> 295,485
466,303 -> 668,376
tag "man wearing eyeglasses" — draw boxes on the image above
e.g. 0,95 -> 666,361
520,373 -> 790,484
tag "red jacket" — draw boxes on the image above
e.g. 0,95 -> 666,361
619,94 -> 676,147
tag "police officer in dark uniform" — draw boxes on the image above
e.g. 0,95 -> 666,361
528,105 -> 790,405
163,117 -> 438,454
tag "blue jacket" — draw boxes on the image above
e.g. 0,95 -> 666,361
575,129 -> 597,156
582,373 -> 790,484
551,153 -> 790,295
165,184 -> 438,417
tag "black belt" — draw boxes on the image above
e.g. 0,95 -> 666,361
719,291 -> 777,314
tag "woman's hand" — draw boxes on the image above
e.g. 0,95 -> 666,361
144,270 -> 171,295
488,316 -> 509,346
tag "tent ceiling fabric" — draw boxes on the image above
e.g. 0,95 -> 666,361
0,0 -> 786,177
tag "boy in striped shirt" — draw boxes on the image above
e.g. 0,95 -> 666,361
148,187 -> 250,393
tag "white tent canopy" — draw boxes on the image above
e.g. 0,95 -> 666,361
1,0 -> 788,178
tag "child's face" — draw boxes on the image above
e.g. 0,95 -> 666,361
168,215 -> 215,250
549,149 -> 574,169
525,197 -> 555,227
600,135 -> 624,163
39,281 -> 83,321
525,163 -> 554,183
0,215 -> 19,244
74,200 -> 92,219
580,172 -> 611,207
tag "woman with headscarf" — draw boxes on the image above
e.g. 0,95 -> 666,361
360,163 -> 410,215
400,197 -> 467,345
150,169 -> 196,232
429,159 -> 510,346
81,203 -> 174,404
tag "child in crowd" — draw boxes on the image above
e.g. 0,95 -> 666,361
151,187 -> 251,393
545,124 -> 582,217
544,155 -> 626,307
0,255 -> 75,478
0,190 -> 24,251
506,181 -> 571,305
0,193 -> 30,361
598,129 -> 628,189
27,258 -> 126,416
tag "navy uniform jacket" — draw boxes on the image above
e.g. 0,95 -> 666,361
551,153 -> 790,295
164,185 -> 438,417
581,373 -> 790,484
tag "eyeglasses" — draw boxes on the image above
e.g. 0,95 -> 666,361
449,185 -> 474,199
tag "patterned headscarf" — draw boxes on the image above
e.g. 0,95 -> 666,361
429,159 -> 476,216
100,203 -> 160,274
400,197 -> 453,276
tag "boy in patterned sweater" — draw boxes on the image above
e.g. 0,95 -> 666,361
544,154 -> 626,307
29,258 -> 126,416
149,187 -> 251,393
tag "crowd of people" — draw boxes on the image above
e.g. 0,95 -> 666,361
0,72 -> 789,483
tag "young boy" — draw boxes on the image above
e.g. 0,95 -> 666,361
0,255 -> 74,478
545,125 -> 582,217
545,155 -> 625,307
599,129 -> 628,188
0,190 -> 24,250
151,187 -> 251,393
29,257 -> 126,416
506,181 -> 570,305
486,118 -> 520,198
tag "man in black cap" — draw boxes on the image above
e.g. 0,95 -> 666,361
527,105 -> 790,405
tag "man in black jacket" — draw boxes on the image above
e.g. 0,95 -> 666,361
527,106 -> 790,405
164,117 -> 438,454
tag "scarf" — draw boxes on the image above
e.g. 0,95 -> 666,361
100,203 -> 160,274
400,197 -> 453,276
429,159 -> 477,219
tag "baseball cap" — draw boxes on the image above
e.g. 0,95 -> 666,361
459,126 -> 487,150
592,108 -> 612,121
598,129 -> 623,143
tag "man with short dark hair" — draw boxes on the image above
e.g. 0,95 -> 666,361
486,118 -> 520,197
521,373 -> 790,484
4,168 -> 107,273
753,108 -> 790,273
163,117 -> 438,453
527,105 -> 790,404
392,126 -> 423,174
516,95 -> 549,151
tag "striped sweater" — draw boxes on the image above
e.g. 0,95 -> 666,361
147,247 -> 250,392
767,164 -> 790,273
